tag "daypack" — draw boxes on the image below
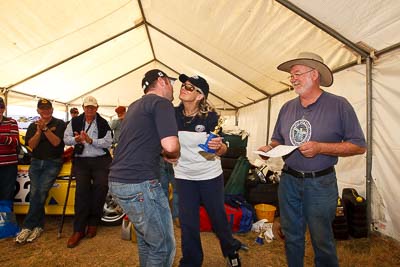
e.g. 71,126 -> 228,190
238,205 -> 253,233
199,204 -> 243,233
224,204 -> 242,233
199,206 -> 212,231
224,194 -> 256,233
0,200 -> 20,239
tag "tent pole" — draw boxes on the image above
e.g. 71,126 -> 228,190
375,42 -> 400,57
6,23 -> 144,91
147,22 -> 270,98
276,0 -> 369,58
366,56 -> 373,237
266,98 -> 272,144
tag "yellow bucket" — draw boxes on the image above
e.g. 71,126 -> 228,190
254,204 -> 276,222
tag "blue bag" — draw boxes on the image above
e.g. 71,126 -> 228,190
224,194 -> 256,233
0,200 -> 20,239
238,205 -> 253,233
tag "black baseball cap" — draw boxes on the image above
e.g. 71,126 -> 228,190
142,69 -> 176,91
179,74 -> 209,98
37,98 -> 52,109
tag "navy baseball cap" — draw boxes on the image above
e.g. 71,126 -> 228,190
179,74 -> 209,98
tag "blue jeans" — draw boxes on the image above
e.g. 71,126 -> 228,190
279,171 -> 339,267
109,179 -> 175,267
159,158 -> 179,219
0,164 -> 17,201
23,158 -> 62,229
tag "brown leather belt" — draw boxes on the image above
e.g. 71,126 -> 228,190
282,166 -> 335,178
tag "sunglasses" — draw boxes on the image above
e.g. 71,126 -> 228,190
181,83 -> 203,95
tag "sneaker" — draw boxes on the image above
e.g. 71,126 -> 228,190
226,252 -> 241,267
26,227 -> 44,243
15,228 -> 32,244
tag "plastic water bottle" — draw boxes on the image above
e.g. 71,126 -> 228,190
121,215 -> 132,241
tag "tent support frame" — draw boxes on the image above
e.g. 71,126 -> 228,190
365,57 -> 373,236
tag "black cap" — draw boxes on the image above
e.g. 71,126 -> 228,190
37,98 -> 52,109
142,69 -> 176,91
179,74 -> 209,98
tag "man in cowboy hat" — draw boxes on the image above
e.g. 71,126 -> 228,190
258,52 -> 366,267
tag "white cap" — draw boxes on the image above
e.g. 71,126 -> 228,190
83,96 -> 98,107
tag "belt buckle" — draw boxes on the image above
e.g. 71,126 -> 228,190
299,171 -> 305,178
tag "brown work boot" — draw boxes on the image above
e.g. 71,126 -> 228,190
67,232 -> 85,248
86,226 -> 97,238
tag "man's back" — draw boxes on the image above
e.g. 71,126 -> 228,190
109,94 -> 178,183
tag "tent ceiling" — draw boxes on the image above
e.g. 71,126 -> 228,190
1,0 -> 399,116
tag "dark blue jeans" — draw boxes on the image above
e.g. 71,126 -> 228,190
159,157 -> 179,219
176,174 -> 241,267
279,171 -> 339,267
23,158 -> 62,229
109,179 -> 175,267
0,164 -> 17,201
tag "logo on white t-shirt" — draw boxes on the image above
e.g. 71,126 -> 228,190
195,124 -> 205,132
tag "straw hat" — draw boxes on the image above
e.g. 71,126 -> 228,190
277,52 -> 333,87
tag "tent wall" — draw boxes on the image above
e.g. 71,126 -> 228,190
369,49 -> 400,240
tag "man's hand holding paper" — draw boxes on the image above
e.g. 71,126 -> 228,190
255,144 -> 298,158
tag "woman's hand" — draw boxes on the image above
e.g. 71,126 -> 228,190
208,136 -> 224,151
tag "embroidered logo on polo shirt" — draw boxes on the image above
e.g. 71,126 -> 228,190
290,119 -> 311,146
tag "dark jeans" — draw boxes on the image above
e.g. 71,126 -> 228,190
159,157 -> 179,218
176,174 -> 241,267
279,171 -> 339,267
73,155 -> 111,232
23,158 -> 62,229
0,164 -> 17,201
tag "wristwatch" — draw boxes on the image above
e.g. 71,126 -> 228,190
42,127 -> 49,132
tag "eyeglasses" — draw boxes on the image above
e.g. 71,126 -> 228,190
288,69 -> 314,80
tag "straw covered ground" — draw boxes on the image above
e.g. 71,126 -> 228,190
1,215 -> 400,267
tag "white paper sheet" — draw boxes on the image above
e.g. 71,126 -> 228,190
253,145 -> 298,158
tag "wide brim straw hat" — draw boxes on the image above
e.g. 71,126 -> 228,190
277,52 -> 333,87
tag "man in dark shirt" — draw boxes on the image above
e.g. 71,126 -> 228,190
109,69 -> 180,266
16,98 -> 65,244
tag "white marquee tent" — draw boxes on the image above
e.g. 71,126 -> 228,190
1,0 -> 399,240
